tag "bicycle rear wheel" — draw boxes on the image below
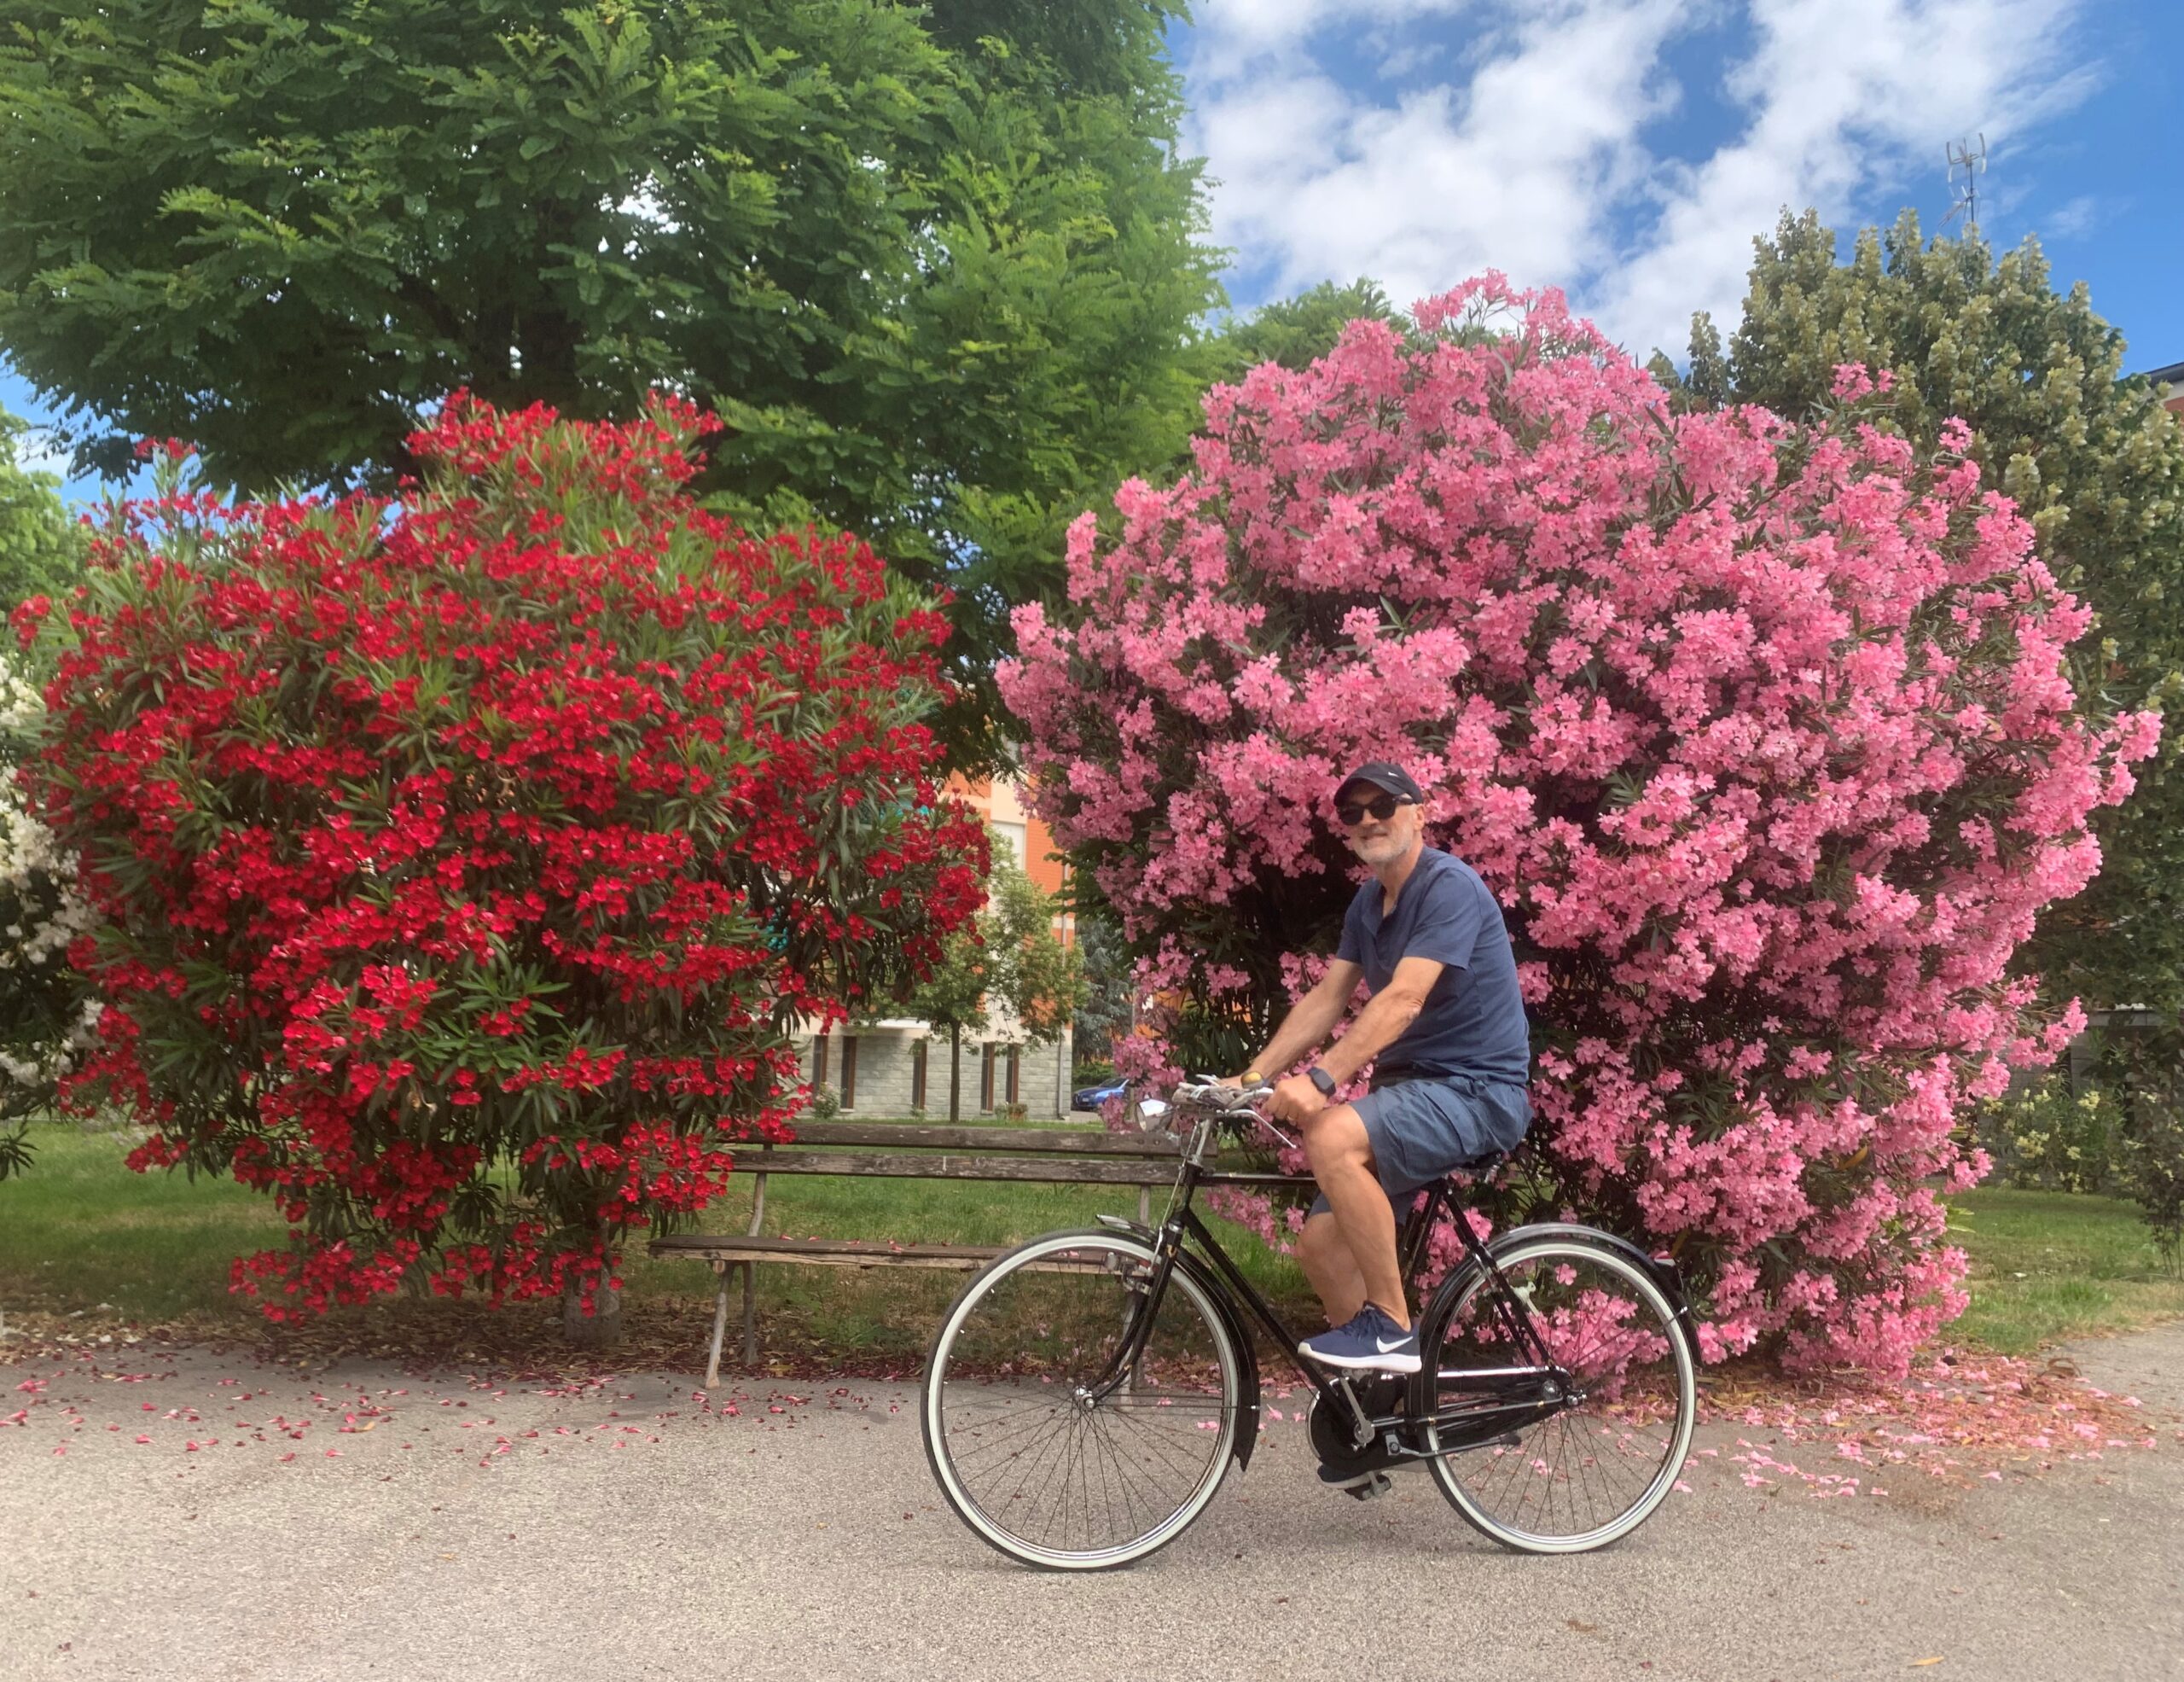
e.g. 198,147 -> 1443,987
922,1230 -> 1241,1570
1414,1235 -> 1695,1553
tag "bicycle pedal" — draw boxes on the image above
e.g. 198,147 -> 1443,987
1340,1470 -> 1396,1502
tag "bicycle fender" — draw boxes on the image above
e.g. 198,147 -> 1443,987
1488,1223 -> 1695,1342
1095,1216 -> 1263,1472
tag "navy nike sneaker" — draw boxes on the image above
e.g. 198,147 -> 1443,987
1298,1303 -> 1420,1374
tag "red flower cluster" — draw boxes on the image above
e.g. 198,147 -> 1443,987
26,394 -> 985,1320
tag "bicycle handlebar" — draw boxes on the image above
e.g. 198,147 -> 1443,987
1136,1078 -> 1298,1150
1169,1078 -> 1271,1114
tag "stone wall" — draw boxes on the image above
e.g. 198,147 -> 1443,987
797,1024 -> 1076,1120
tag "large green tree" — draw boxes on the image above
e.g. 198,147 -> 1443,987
1657,209 -> 2184,1019
1069,911 -> 1133,1073
0,404 -> 82,612
907,842 -> 1081,1120
0,0 -> 1223,760
1200,277 -> 1396,381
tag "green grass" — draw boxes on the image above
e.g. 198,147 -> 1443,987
0,1123 -> 286,1321
1946,1187 -> 2184,1354
0,1119 -> 1314,1365
3,1121 -> 2178,1365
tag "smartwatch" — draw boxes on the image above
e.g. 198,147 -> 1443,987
1307,1066 -> 1338,1097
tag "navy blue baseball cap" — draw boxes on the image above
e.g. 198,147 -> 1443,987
1335,761 -> 1425,803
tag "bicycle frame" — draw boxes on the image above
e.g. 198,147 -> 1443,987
1082,1108 -> 1574,1464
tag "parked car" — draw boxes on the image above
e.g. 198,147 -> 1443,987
1071,1079 -> 1127,1112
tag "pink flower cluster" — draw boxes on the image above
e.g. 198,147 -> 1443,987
1000,276 -> 2159,1379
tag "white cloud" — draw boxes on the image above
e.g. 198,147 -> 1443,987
1182,0 -> 2096,359
1596,0 -> 2094,354
1187,0 -> 1690,310
2043,194 -> 2100,241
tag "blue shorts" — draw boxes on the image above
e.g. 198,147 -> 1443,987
1307,1073 -> 1530,1223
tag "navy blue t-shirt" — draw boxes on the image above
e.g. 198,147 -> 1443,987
1335,848 -> 1530,1086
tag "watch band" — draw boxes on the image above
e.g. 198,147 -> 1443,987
1308,1065 -> 1338,1097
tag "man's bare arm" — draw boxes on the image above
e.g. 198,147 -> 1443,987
1238,959 -> 1364,1080
1315,956 -> 1445,1085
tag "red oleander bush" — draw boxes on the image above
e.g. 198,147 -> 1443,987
21,395 -> 984,1320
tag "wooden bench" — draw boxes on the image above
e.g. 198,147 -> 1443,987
648,1120 -> 1310,1386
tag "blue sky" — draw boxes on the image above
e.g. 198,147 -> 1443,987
6,0 -> 2179,503
1178,0 -> 2181,364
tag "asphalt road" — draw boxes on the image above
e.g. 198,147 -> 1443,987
4,1324 -> 2181,1682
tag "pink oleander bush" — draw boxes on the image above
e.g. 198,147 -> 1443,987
998,276 -> 2160,1379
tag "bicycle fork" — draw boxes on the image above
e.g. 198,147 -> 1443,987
1077,1227 -> 1185,1405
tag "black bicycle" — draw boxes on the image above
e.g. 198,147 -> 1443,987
921,1079 -> 1698,1570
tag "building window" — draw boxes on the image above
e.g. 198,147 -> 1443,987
812,1033 -> 829,1091
910,1039 -> 927,1111
1006,1046 -> 1021,1106
840,1036 -> 857,1109
979,1043 -> 996,1112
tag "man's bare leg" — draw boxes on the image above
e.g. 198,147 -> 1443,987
1295,1212 -> 1366,1327
1302,1103 -> 1408,1329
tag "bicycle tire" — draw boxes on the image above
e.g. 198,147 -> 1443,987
1413,1233 -> 1695,1554
921,1229 -> 1242,1570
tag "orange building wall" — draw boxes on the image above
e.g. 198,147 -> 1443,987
947,774 -> 1073,943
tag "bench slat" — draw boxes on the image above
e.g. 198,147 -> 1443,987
735,1149 -> 1182,1186
648,1235 -> 1118,1274
778,1122 -> 1179,1156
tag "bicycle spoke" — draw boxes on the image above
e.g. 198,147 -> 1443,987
1423,1239 -> 1693,1552
925,1233 -> 1239,1568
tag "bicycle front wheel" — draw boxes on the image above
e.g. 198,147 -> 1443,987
922,1230 -> 1241,1570
1414,1235 -> 1695,1554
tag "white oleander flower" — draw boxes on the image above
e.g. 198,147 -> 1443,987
0,648 -> 97,1096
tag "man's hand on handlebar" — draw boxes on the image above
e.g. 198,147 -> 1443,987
1165,1076 -> 1299,1149
1264,1073 -> 1329,1128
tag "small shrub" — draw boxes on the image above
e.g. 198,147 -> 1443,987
2120,1097 -> 2184,1272
2087,1022 -> 2184,1272
804,1083 -> 843,1122
1972,1074 -> 2116,1193
0,643 -> 98,1176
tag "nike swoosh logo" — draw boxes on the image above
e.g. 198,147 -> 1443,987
1376,1336 -> 1412,1352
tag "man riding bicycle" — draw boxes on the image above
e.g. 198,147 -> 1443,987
1234,760 -> 1531,1376
922,762 -> 1696,1565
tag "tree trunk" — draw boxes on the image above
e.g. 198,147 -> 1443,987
561,1277 -> 624,1348
950,1022 -> 962,1122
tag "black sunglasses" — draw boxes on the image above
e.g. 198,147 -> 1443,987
1335,792 -> 1413,826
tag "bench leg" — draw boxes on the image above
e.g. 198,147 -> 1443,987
741,1257 -> 758,1369
706,1263 -> 732,1392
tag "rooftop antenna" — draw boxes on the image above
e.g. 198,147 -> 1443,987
1944,134 -> 1987,233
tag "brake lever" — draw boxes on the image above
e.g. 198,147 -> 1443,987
1211,1080 -> 1296,1152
